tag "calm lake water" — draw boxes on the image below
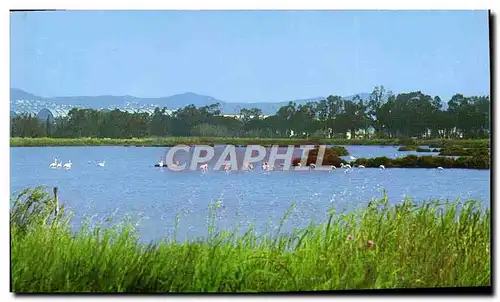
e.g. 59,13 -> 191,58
10,145 -> 490,243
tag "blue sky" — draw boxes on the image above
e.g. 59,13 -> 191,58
10,10 -> 490,102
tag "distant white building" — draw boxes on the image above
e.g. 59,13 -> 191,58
222,114 -> 270,120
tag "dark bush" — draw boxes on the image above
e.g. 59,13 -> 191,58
329,146 -> 349,156
439,146 -> 490,157
291,147 -> 348,166
416,147 -> 432,152
398,145 -> 418,151
350,155 -> 488,169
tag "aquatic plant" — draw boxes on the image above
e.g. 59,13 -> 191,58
415,147 -> 432,152
439,146 -> 490,157
291,147 -> 348,166
329,146 -> 349,156
398,145 -> 418,151
352,155 -> 489,169
398,146 -> 433,152
11,187 -> 490,292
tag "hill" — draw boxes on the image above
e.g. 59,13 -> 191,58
10,88 -> 374,116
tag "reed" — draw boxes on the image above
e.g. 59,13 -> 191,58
11,187 -> 490,292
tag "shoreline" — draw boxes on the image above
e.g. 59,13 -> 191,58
10,137 -> 490,148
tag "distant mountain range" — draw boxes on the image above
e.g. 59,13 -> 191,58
10,88 -> 373,116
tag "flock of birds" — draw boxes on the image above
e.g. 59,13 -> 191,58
55,154 -> 444,173
155,158 -> 446,173
48,158 -> 106,170
49,158 -> 72,170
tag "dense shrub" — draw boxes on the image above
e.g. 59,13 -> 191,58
416,147 -> 432,152
351,155 -> 489,169
291,147 -> 348,166
439,146 -> 490,157
398,145 -> 418,151
329,146 -> 349,156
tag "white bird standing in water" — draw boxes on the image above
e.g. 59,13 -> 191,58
330,165 -> 337,170
358,165 -> 366,168
157,159 -> 164,167
437,166 -> 444,170
242,162 -> 254,171
309,163 -> 316,170
200,163 -> 208,172
97,161 -> 105,167
56,161 -> 62,168
49,158 -> 58,168
379,165 -> 385,170
63,160 -> 72,170
340,163 -> 351,173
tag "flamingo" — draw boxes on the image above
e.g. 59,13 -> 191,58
63,160 -> 72,170
97,161 -> 105,167
358,165 -> 366,168
224,162 -> 231,172
379,165 -> 385,170
49,158 -> 58,168
437,166 -> 444,170
56,161 -> 62,168
309,163 -> 316,170
157,159 -> 164,167
200,163 -> 208,172
330,165 -> 337,170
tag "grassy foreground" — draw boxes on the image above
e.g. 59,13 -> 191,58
10,136 -> 489,148
11,188 -> 490,293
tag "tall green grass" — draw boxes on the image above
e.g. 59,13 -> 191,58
11,187 -> 490,292
10,136 -> 490,148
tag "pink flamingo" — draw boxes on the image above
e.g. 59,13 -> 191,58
224,162 -> 231,172
200,163 -> 208,172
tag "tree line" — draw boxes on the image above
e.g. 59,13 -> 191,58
10,86 -> 490,140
